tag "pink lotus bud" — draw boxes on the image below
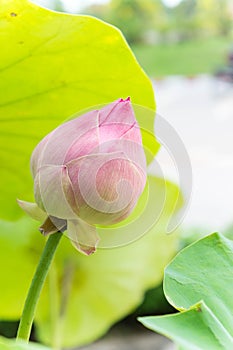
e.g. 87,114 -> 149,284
18,98 -> 146,255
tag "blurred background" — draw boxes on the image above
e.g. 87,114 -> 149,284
3,1 -> 233,349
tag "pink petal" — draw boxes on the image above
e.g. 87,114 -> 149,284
34,165 -> 78,219
95,138 -> 147,174
30,134 -> 50,178
63,125 -> 99,164
66,151 -> 146,225
98,98 -> 143,145
31,109 -> 99,170
99,97 -> 135,126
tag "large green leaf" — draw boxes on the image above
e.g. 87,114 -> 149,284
0,336 -> 50,350
139,233 -> 233,350
0,176 -> 180,348
0,219 -> 41,318
0,0 -> 157,220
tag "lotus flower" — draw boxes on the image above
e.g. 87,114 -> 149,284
18,98 -> 147,255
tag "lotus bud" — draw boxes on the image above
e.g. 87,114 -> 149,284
18,98 -> 147,255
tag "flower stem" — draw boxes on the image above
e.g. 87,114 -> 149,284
17,231 -> 63,342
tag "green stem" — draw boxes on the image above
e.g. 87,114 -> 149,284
17,232 -> 63,342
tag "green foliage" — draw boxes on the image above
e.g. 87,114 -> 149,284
0,176 -> 180,348
0,0 -> 157,221
164,0 -> 199,41
89,0 -> 164,44
0,336 -> 50,350
0,321 -> 19,339
132,37 -> 231,77
131,284 -> 175,319
84,0 -> 233,45
139,233 -> 233,350
196,0 -> 233,37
